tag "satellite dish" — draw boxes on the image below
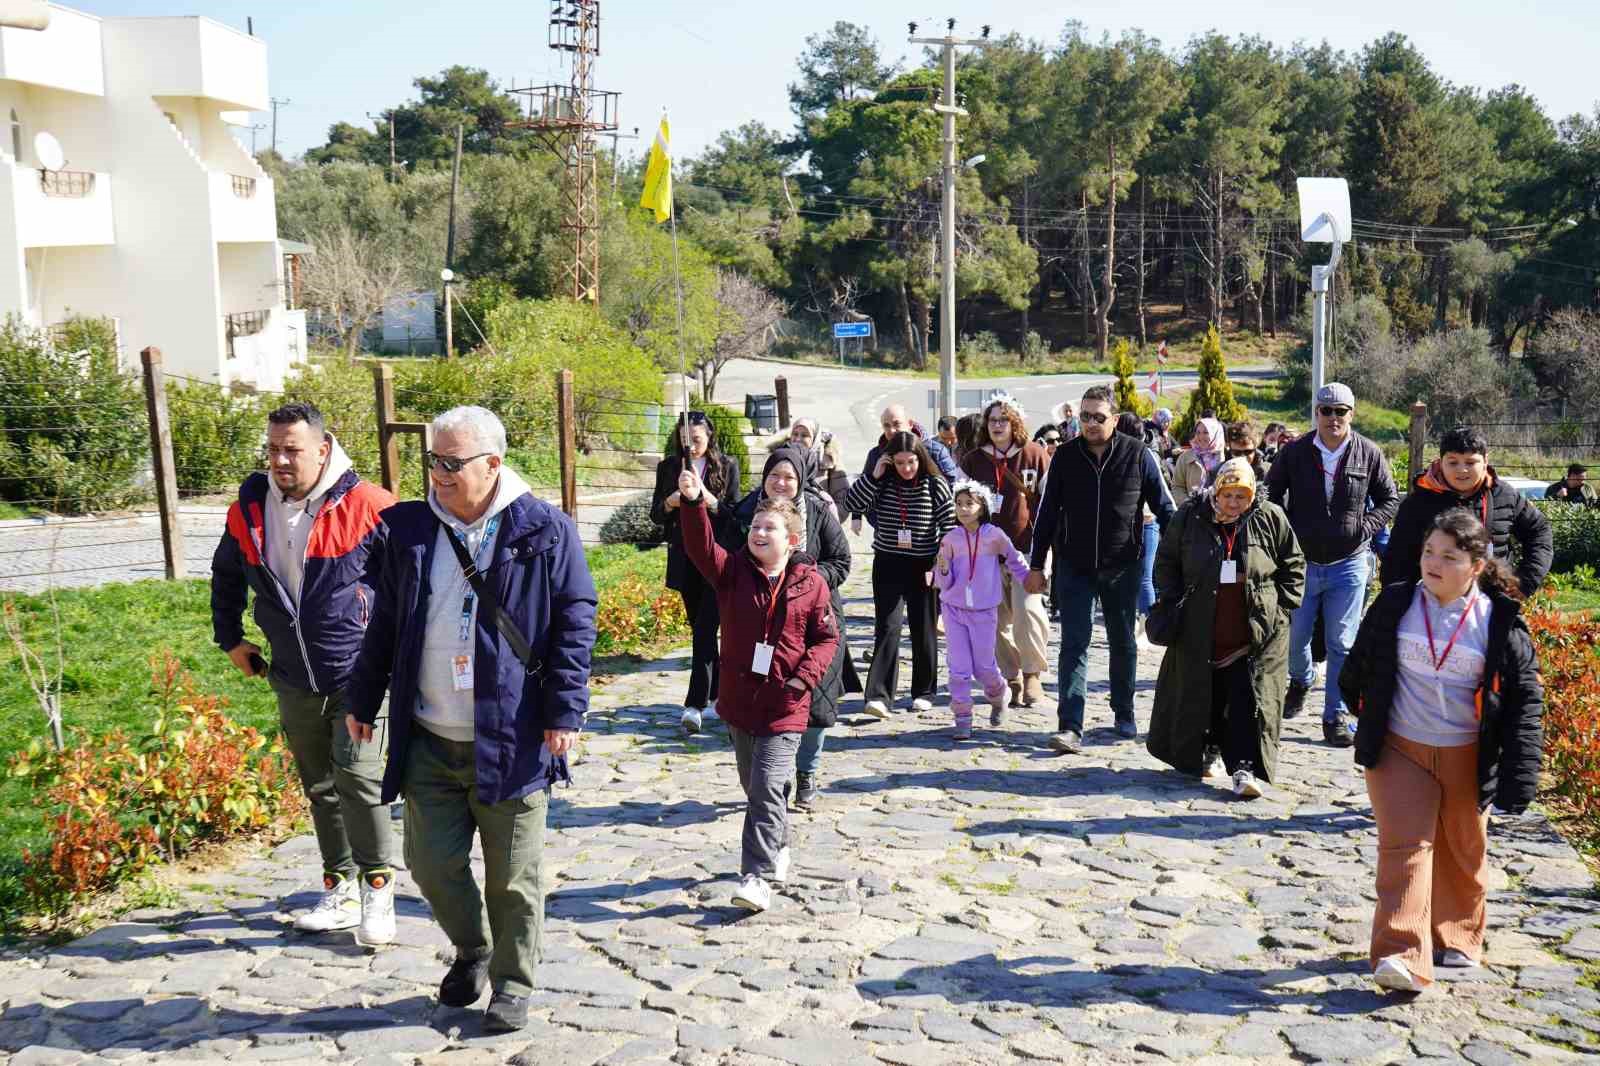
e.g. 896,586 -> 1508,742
1296,177 -> 1351,244
33,131 -> 64,172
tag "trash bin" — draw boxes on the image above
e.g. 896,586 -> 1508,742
745,394 -> 779,434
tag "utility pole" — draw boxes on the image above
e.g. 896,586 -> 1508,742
608,125 -> 639,194
444,123 -> 463,358
269,96 -> 291,155
909,19 -> 992,419
368,110 -> 396,180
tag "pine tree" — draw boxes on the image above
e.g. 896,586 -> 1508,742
1111,337 -> 1139,413
1173,325 -> 1247,441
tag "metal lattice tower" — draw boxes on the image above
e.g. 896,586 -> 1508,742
511,1 -> 618,304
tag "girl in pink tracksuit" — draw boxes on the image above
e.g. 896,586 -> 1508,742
933,480 -> 1032,739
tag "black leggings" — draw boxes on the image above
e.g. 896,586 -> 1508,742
1210,656 -> 1265,780
678,573 -> 720,709
865,552 -> 938,703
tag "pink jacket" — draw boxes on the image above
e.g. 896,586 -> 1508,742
932,523 -> 1030,611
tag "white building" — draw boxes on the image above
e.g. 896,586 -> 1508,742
0,3 -> 305,390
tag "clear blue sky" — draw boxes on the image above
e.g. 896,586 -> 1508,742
74,0 -> 1600,164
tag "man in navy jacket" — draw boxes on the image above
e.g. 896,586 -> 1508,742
347,405 -> 597,1034
211,401 -> 397,945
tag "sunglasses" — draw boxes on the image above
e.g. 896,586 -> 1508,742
425,450 -> 493,473
1040,435 -> 1061,445
1080,412 -> 1111,425
683,410 -> 710,426
1318,406 -> 1352,418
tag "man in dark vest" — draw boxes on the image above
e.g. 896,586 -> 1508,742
1025,386 -> 1175,753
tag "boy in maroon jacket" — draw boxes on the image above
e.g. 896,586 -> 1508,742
677,465 -> 839,912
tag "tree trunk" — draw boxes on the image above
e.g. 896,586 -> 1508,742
1269,247 -> 1278,338
1137,179 -> 1148,350
1434,257 -> 1449,331
1094,141 -> 1118,362
1079,190 -> 1092,351
343,325 -> 362,364
1210,170 -> 1224,332
898,281 -> 915,357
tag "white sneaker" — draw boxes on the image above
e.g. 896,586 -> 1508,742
704,701 -> 719,722
294,874 -> 360,933
1373,955 -> 1422,992
1050,731 -> 1082,754
772,847 -> 791,885
731,874 -> 771,912
1231,770 -> 1264,799
1439,949 -> 1480,969
356,871 -> 396,947
680,707 -> 703,734
862,700 -> 889,719
910,697 -> 933,712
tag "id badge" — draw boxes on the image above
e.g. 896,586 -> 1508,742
451,654 -> 473,691
1219,560 -> 1238,584
897,528 -> 913,548
751,642 -> 775,676
965,586 -> 974,607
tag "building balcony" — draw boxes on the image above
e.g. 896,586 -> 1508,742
103,17 -> 267,111
7,162 -> 114,247
208,169 -> 274,242
0,5 -> 104,96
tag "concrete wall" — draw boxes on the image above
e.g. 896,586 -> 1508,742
97,17 -> 265,111
0,4 -> 103,97
217,241 -> 277,315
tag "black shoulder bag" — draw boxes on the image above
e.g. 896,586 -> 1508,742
445,527 -> 546,681
1143,505 -> 1199,648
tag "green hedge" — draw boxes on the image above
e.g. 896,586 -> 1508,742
659,401 -> 752,493
1536,500 -> 1600,574
166,381 -> 265,496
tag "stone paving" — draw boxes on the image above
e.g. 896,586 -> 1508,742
0,546 -> 1597,1065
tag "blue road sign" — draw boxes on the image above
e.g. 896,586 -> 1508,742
832,321 -> 872,339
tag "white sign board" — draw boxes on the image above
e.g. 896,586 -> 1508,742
1296,177 -> 1351,244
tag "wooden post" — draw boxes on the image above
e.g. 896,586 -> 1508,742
420,423 -> 434,492
775,375 -> 790,429
1409,400 -> 1427,492
372,362 -> 400,495
556,369 -> 577,519
139,347 -> 183,579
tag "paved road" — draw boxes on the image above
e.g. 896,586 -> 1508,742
0,536 -> 1592,1064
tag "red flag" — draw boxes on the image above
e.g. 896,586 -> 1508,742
1147,370 -> 1161,397
1156,340 -> 1169,365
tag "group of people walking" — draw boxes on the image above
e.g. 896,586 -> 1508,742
206,370 -> 1559,1029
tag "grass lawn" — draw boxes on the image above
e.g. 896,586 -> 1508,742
0,543 -> 681,890
1551,588 -> 1600,617
0,502 -> 36,520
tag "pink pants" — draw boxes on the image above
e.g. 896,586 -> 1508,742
944,604 -> 1006,709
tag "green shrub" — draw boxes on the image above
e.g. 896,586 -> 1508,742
598,491 -> 664,546
1537,500 -> 1600,574
165,381 -> 265,496
659,401 -> 752,492
451,276 -> 517,355
1173,326 -> 1247,442
0,318 -> 149,513
281,358 -> 396,492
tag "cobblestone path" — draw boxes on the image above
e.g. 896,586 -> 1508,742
0,542 -> 1595,1065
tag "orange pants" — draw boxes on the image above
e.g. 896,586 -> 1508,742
1364,734 -> 1488,986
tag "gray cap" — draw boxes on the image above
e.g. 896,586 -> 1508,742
1315,382 -> 1355,408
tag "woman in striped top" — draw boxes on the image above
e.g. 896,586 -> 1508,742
845,431 -> 955,718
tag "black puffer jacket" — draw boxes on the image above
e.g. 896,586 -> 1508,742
1381,463 -> 1552,599
1339,581 -> 1544,813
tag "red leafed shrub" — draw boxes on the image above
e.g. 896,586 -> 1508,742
8,652 -> 304,917
593,575 -> 688,657
1523,598 -> 1600,842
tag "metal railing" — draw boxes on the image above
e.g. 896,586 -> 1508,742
223,309 -> 269,358
230,174 -> 256,199
39,169 -> 95,198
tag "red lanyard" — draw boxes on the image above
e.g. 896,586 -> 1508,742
964,526 -> 980,578
1421,588 -> 1478,672
991,447 -> 1011,487
1219,521 -> 1240,559
763,568 -> 789,644
897,480 -> 909,528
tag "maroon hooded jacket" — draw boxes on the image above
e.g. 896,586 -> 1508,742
678,496 -> 839,735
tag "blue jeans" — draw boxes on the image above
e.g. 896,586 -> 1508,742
1137,522 -> 1159,616
796,726 -> 825,776
1054,561 -> 1142,733
1288,551 -> 1371,722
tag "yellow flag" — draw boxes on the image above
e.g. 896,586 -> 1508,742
639,116 -> 672,224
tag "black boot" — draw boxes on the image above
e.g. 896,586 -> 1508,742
482,989 -> 529,1033
439,954 -> 489,1008
1283,680 -> 1309,720
794,772 -> 818,811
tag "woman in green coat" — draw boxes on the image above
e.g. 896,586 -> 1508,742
1147,458 -> 1306,797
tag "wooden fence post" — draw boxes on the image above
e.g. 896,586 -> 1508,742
1409,400 -> 1427,491
556,369 -> 577,519
372,362 -> 400,495
775,375 -> 790,429
139,347 -> 184,579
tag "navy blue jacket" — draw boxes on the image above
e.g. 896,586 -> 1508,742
346,492 -> 598,805
210,470 -> 395,694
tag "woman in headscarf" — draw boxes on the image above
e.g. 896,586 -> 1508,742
1050,401 -> 1080,444
723,444 -> 860,810
1172,416 -> 1224,509
784,417 -> 834,517
1146,458 -> 1305,799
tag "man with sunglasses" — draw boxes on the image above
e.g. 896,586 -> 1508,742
346,405 -> 598,1033
1265,383 -> 1399,746
211,402 -> 398,945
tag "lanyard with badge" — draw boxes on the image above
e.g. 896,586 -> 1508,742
963,526 -> 980,606
896,480 -> 914,548
450,513 -> 502,692
1421,587 -> 1479,716
1218,521 -> 1241,584
750,568 -> 789,675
